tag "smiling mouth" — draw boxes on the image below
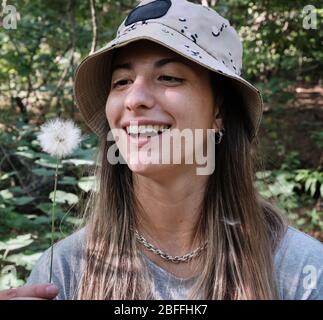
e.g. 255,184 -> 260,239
124,124 -> 171,138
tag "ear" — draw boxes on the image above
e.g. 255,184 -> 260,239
212,111 -> 223,131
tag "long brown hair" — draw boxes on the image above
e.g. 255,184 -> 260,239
75,72 -> 288,300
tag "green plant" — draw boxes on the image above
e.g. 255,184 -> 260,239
0,122 -> 97,288
304,209 -> 323,231
294,169 -> 323,198
255,165 -> 323,238
310,130 -> 323,150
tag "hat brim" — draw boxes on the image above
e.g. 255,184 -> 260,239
74,21 -> 263,140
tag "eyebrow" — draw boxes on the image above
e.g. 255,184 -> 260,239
111,57 -> 188,74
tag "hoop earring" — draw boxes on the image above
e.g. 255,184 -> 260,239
214,127 -> 225,144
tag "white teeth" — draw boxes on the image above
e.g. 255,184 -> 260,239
127,126 -> 139,134
139,125 -> 157,134
126,125 -> 170,136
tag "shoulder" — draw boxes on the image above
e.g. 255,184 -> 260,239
52,227 -> 86,258
44,227 -> 86,267
26,228 -> 86,300
274,226 -> 323,300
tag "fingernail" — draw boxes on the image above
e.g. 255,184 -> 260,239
46,284 -> 59,295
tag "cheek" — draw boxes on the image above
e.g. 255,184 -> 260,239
105,96 -> 120,128
176,98 -> 214,129
163,91 -> 193,126
164,87 -> 214,129
195,93 -> 215,128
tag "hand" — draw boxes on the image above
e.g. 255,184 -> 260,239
0,283 -> 59,300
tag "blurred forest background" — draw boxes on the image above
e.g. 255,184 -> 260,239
0,0 -> 322,288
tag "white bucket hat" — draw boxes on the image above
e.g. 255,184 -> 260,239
74,0 -> 263,140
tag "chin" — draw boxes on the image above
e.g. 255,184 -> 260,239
126,151 -> 163,174
128,164 -> 173,181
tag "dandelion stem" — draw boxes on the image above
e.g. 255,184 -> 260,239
49,155 -> 59,283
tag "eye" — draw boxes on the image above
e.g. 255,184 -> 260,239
111,75 -> 183,89
159,75 -> 183,83
112,79 -> 132,88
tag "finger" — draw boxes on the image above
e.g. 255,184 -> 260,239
9,297 -> 47,300
14,284 -> 59,299
0,288 -> 19,300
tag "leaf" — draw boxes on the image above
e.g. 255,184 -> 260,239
8,186 -> 22,193
268,179 -> 295,197
36,202 -> 64,216
294,169 -> 309,181
32,168 -> 56,176
78,176 -> 95,192
0,204 -> 15,215
305,178 -> 317,196
58,176 -> 78,185
13,196 -> 34,206
36,202 -> 53,214
0,189 -> 13,200
5,252 -> 43,270
310,180 -> 317,197
35,158 -> 63,169
49,190 -> 79,205
65,216 -> 83,227
296,218 -> 306,226
62,158 -> 94,166
25,214 -> 38,219
0,172 -> 17,181
32,215 -> 51,225
14,150 -> 38,159
0,211 -> 33,230
255,170 -> 272,180
81,134 -> 98,148
0,234 -> 34,253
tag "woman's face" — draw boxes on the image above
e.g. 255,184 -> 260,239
106,40 -> 220,176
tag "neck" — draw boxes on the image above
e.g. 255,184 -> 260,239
133,167 -> 208,255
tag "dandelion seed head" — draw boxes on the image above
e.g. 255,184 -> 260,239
38,118 -> 82,158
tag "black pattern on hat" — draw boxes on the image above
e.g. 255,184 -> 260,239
211,23 -> 227,37
125,0 -> 172,26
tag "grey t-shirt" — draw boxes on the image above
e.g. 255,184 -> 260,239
26,226 -> 323,300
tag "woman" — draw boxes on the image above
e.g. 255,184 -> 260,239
1,0 -> 322,300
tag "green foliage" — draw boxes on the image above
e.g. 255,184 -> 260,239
303,209 -> 323,231
49,190 -> 79,205
218,0 -> 323,83
310,130 -> 323,150
294,169 -> 323,198
78,176 -> 96,192
255,165 -> 323,234
0,234 -> 34,255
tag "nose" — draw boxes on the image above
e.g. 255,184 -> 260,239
124,77 -> 155,112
